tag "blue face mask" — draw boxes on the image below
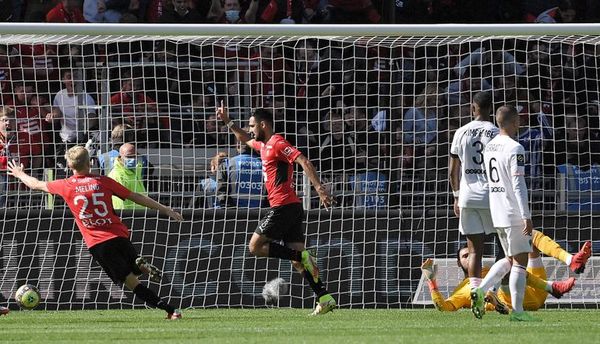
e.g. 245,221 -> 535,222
225,10 -> 240,23
123,157 -> 137,169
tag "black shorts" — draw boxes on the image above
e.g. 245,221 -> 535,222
89,237 -> 142,285
255,202 -> 305,243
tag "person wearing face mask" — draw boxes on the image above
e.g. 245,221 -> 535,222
108,143 -> 147,209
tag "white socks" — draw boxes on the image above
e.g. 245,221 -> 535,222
510,264 -> 527,312
478,258 -> 512,292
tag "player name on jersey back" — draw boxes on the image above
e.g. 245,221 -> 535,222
483,135 -> 531,227
450,120 -> 499,209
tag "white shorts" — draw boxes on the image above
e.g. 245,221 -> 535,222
496,222 -> 533,257
458,208 -> 495,235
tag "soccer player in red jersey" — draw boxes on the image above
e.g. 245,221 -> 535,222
217,101 -> 337,315
7,146 -> 184,320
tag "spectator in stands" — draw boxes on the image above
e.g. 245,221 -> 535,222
200,113 -> 231,146
7,82 -> 48,171
108,143 -> 147,209
564,116 -> 600,169
214,128 -> 266,208
0,46 -> 10,106
45,70 -> 98,158
14,44 -> 59,84
319,111 -> 355,174
46,0 -> 86,22
535,0 -> 577,23
160,0 -> 205,22
111,74 -> 162,146
0,106 -> 14,206
402,84 -> 440,169
196,151 -> 228,208
84,0 -> 131,23
207,0 -> 247,23
327,0 -> 380,23
243,0 -> 305,24
446,67 -> 492,105
518,101 -> 553,186
98,123 -> 148,178
345,105 -> 383,172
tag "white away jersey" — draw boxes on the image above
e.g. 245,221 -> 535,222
483,135 -> 531,227
450,120 -> 499,208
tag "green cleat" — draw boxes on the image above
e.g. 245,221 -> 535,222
509,311 -> 541,322
470,287 -> 485,319
301,249 -> 320,283
310,294 -> 337,316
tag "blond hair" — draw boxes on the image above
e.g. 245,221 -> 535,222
0,106 -> 15,119
65,146 -> 90,172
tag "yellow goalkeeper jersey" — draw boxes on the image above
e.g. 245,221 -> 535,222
430,267 -> 494,312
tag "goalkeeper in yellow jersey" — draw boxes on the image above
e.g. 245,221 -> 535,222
422,230 -> 591,312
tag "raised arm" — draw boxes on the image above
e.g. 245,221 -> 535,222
216,100 -> 254,148
6,160 -> 49,192
294,154 -> 336,209
127,192 -> 184,222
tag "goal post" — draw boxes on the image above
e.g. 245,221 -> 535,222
0,24 -> 599,310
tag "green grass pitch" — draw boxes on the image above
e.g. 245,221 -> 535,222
2,309 -> 599,343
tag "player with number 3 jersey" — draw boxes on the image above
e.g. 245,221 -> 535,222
449,92 -> 499,300
7,146 -> 185,320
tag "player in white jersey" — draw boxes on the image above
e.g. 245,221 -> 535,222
470,105 -> 537,322
449,92 -> 498,291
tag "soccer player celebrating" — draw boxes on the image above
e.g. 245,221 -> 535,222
421,230 -> 590,312
471,105 -> 536,321
449,91 -> 498,292
7,146 -> 184,320
216,101 -> 337,315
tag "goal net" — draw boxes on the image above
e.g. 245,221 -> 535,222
0,25 -> 598,310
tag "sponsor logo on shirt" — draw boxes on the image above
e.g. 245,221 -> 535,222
491,187 -> 506,193
465,169 -> 485,175
282,146 -> 294,156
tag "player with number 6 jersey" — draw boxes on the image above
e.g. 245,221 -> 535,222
449,92 -> 498,301
471,105 -> 536,322
7,146 -> 185,320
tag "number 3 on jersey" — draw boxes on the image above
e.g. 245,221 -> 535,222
74,193 -> 109,219
472,140 -> 484,165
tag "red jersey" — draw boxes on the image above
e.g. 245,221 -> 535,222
252,134 -> 302,207
47,175 -> 132,249
46,2 -> 85,23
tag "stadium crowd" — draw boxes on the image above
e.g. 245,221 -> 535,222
0,0 -> 599,24
0,1 -> 600,210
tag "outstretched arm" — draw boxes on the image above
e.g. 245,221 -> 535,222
294,154 -> 336,210
6,160 -> 49,192
216,100 -> 254,148
127,192 -> 184,222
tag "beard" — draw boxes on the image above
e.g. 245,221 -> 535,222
254,130 -> 265,142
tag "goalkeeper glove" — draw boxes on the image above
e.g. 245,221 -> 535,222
421,258 -> 438,281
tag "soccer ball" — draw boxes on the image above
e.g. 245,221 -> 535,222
15,284 -> 41,310
261,278 -> 288,306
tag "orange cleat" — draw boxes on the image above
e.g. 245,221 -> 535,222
569,241 -> 592,274
550,277 -> 576,299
